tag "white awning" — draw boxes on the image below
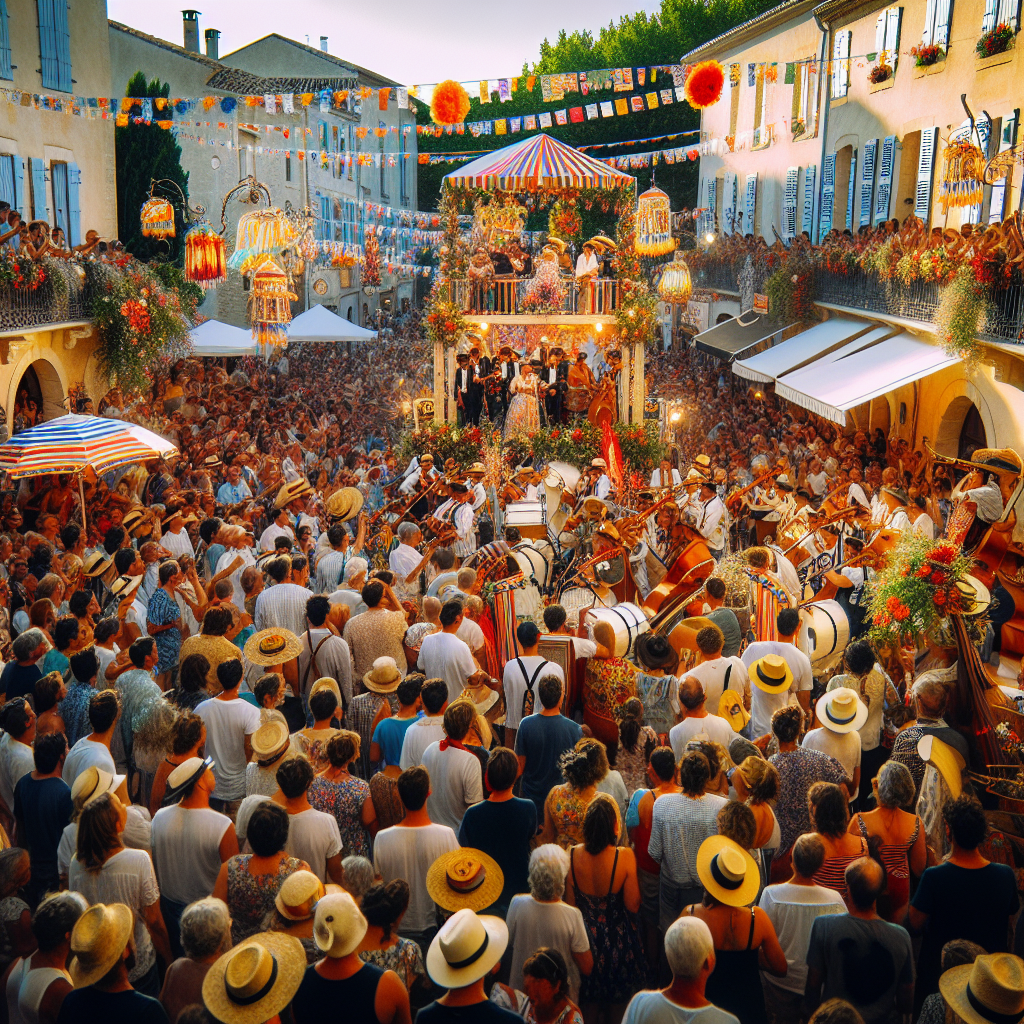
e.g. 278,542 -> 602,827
732,316 -> 878,383
189,320 -> 257,357
287,303 -> 378,343
692,311 -> 793,361
776,331 -> 958,424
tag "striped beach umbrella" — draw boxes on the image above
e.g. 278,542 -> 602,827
444,133 -> 635,191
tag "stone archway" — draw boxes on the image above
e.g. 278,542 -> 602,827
8,351 -> 67,427
932,380 -> 996,458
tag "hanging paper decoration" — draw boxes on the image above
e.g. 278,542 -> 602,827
431,80 -> 471,126
635,186 -> 676,257
362,229 -> 382,294
184,221 -> 227,289
657,251 -> 693,304
938,140 -> 985,213
235,208 -> 296,256
684,60 -> 725,109
140,197 -> 175,239
601,419 -> 624,491
249,259 -> 296,347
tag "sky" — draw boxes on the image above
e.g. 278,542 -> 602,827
106,0 -> 662,87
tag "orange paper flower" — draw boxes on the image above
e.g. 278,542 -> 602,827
684,61 -> 725,109
431,80 -> 471,126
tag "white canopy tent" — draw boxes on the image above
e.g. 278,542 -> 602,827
189,319 -> 258,357
287,304 -> 378,343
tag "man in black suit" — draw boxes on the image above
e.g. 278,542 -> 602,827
542,347 -> 569,425
453,352 -> 473,426
495,345 -> 520,424
469,344 -> 491,425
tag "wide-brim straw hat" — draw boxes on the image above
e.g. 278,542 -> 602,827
310,676 -> 342,707
940,954 -> 1024,1024
917,733 -> 966,798
275,869 -> 326,922
696,835 -> 762,907
427,849 -> 504,913
69,903 -> 135,988
251,719 -> 291,762
467,462 -> 486,477
957,574 -> 992,616
634,633 -> 677,671
203,932 -> 306,1024
363,656 -> 402,694
718,689 -> 750,733
426,909 -> 508,989
274,478 -> 313,510
325,487 -> 364,522
109,573 -> 144,599
313,892 -> 367,957
243,628 -> 302,666
750,653 -> 793,694
81,551 -> 112,578
816,686 -> 868,734
70,766 -> 125,808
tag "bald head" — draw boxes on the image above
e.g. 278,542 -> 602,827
422,596 -> 441,620
846,856 -> 885,911
679,676 -> 706,711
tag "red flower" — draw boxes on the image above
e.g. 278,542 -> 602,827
928,544 -> 956,565
550,429 -> 560,439
916,565 -> 932,578
893,603 -> 910,621
934,591 -> 947,607
886,596 -> 901,613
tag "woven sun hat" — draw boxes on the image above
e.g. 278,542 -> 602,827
68,903 -> 135,988
251,720 -> 291,763
917,733 -> 966,798
957,574 -> 992,616
310,676 -> 342,707
582,496 -> 608,519
274,478 -> 313,510
109,574 -> 144,599
940,953 -> 1024,1024
162,756 -> 214,806
718,690 -> 751,733
325,487 -> 364,522
750,653 -> 793,695
816,686 -> 868,734
426,908 -> 508,989
203,932 -> 306,1024
203,453 -> 223,470
81,551 -> 112,578
427,849 -> 505,914
275,870 -> 326,922
243,629 -> 302,667
313,891 -> 367,957
362,656 -> 402,694
590,458 -> 607,471
466,462 -> 486,477
71,766 -> 125,808
121,508 -> 146,532
693,454 -> 712,474
635,633 -> 676,671
696,835 -> 762,908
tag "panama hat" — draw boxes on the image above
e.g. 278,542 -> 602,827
274,478 -> 312,510
957,574 -> 992,616
426,909 -> 508,989
313,892 -> 367,957
203,932 -> 306,1024
427,849 -> 504,913
310,676 -> 342,707
162,756 -> 214,806
162,508 -> 197,526
71,766 -> 125,808
275,870 -> 326,922
816,686 -> 868,734
590,458 -> 607,471
203,453 -> 223,470
68,903 -> 135,988
917,733 -> 966,798
109,574 -> 144,599
121,508 -> 146,532
940,953 -> 1024,1024
251,720 -> 291,764
466,462 -> 486,477
693,454 -> 712,473
363,656 -> 402,694
325,487 -> 364,522
696,835 -> 762,908
719,689 -> 751,733
81,551 -> 112,578
243,629 -> 302,667
750,653 -> 793,695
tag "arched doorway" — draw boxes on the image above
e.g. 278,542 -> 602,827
12,360 -> 65,429
958,402 -> 987,459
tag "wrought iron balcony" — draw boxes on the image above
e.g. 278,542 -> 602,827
447,275 -> 621,317
0,277 -> 91,333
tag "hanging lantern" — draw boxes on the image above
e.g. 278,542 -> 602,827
635,186 -> 676,257
235,208 -> 296,256
657,251 -> 693,305
184,222 -> 226,289
249,259 -> 297,348
140,197 -> 175,239
938,140 -> 985,213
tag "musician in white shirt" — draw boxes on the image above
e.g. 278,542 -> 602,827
399,455 -> 436,495
432,483 -> 477,559
466,464 -> 488,511
692,480 -> 727,560
650,459 -> 682,490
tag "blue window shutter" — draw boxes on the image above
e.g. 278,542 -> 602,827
846,150 -> 857,230
874,135 -> 897,224
783,166 -> 799,238
915,127 -> 938,221
51,161 -> 68,240
0,156 -> 12,206
67,161 -> 81,246
819,154 -> 835,241
29,157 -> 47,220
12,155 -> 23,214
0,0 -> 11,80
859,139 -> 877,227
38,0 -> 57,90
54,0 -> 71,92
990,111 -> 1019,222
744,173 -> 758,234
801,164 -> 816,236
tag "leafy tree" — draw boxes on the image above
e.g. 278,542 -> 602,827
115,72 -> 190,263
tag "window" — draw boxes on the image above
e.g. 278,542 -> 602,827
798,61 -> 818,135
0,0 -> 12,80
753,65 -> 770,145
332,125 -> 341,179
0,154 -> 21,211
819,153 -> 836,240
859,139 -> 877,227
914,126 -> 939,223
983,0 -> 1021,32
831,30 -> 851,98
875,7 -> 903,71
238,130 -> 257,179
37,0 -> 72,93
379,131 -> 387,199
922,0 -> 952,48
990,113 -> 1019,222
285,152 -> 291,182
399,128 -> 407,204
347,125 -> 354,180
50,160 -> 80,244
783,166 -> 799,239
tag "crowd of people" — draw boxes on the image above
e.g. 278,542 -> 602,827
0,318 -> 1015,1024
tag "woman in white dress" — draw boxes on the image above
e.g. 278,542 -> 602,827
504,360 -> 542,440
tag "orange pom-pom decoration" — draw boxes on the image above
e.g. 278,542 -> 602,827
684,60 -> 725,109
431,80 -> 471,126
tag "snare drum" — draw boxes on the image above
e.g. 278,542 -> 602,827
505,500 -> 546,540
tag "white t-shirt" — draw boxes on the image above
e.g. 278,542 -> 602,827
622,992 -> 740,1024
399,716 -> 447,769
259,522 -> 294,553
151,805 -> 232,904
669,714 -> 737,760
802,726 -> 861,781
95,644 -> 119,686
62,738 -> 116,786
421,741 -> 483,833
195,697 -> 261,801
502,657 -> 565,730
215,546 -> 257,609
418,631 -> 477,703
58,805 -> 152,880
684,657 -> 749,712
0,734 -> 34,812
161,529 -> 195,560
284,808 -> 343,882
388,544 -> 422,591
456,617 -> 485,654
373,823 -> 459,934
742,640 -> 814,739
506,895 -> 591,1003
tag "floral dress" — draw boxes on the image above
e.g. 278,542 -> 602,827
226,854 -> 304,944
308,775 -> 372,858
293,729 -> 337,774
616,726 -> 658,795
583,658 -> 637,746
504,374 -> 541,440
546,785 -> 595,850
360,937 -> 425,990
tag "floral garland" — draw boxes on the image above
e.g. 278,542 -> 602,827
612,195 -> 662,348
934,265 -> 989,370
396,423 -> 483,469
502,420 -> 664,476
437,185 -> 469,281
423,284 -> 468,349
548,200 -> 583,244
0,251 -> 47,291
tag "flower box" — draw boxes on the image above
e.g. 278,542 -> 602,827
976,47 -> 1015,69
870,75 -> 896,92
913,58 -> 946,77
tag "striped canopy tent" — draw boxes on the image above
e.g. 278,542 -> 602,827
444,133 -> 635,192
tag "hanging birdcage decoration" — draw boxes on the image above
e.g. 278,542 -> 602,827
657,251 -> 693,305
635,186 -> 676,257
249,258 -> 297,348
938,139 -> 986,213
184,221 -> 227,289
235,208 -> 296,256
140,196 -> 176,239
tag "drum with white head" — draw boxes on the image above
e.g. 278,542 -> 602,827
588,602 -> 651,658
544,461 -> 581,536
505,500 -> 546,540
799,599 -> 850,673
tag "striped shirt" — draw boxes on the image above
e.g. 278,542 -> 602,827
253,583 -> 314,636
315,550 -> 349,595
647,792 -> 728,887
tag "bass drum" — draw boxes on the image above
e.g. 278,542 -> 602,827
513,540 -> 555,591
799,600 -> 850,673
588,602 -> 651,658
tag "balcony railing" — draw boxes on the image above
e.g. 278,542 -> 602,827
0,278 -> 91,333
448,276 -> 620,316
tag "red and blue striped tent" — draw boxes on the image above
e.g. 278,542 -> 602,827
444,133 -> 635,192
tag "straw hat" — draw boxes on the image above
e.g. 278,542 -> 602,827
121,509 -> 146,532
816,686 -> 868,734
275,870 -> 326,922
940,953 -> 1024,1024
590,458 -> 607,471
466,463 -> 486,478
313,892 -> 367,957
163,756 -> 214,806
109,574 -> 144,599
749,653 -> 793,695
310,676 -> 342,707
325,487 -> 364,522
203,932 -> 306,1024
274,478 -> 313,510
427,849 -> 504,913
81,551 -> 112,578
426,909 -> 508,989
68,903 -> 135,988
251,720 -> 291,763
696,835 -> 762,908
362,656 -> 402,694
162,508 -> 198,526
957,574 -> 992,616
917,733 -> 966,798
718,690 -> 751,733
243,629 -> 302,667
693,454 -> 713,474
70,766 -> 125,808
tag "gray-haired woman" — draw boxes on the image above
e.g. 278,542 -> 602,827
505,844 -> 594,1005
158,896 -> 232,1023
